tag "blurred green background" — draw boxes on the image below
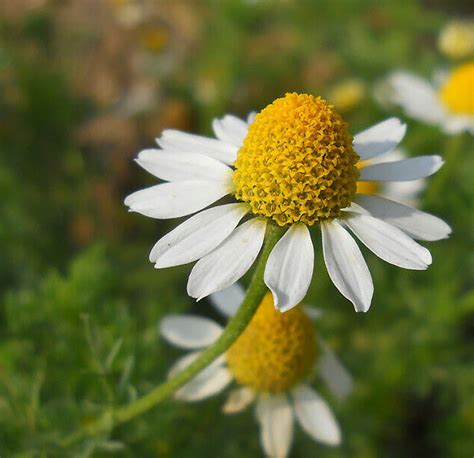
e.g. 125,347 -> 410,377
0,0 -> 473,456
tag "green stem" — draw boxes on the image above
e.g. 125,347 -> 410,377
61,222 -> 284,448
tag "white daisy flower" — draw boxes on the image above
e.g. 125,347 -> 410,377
159,284 -> 353,458
386,61 -> 474,135
125,92 -> 451,313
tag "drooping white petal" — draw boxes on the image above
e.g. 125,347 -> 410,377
353,118 -> 406,160
345,212 -> 432,270
212,115 -> 248,147
150,204 -> 248,268
156,129 -> 237,165
318,340 -> 353,401
159,315 -> 223,349
358,155 -> 444,182
222,387 -> 255,414
187,218 -> 267,300
354,194 -> 451,241
171,353 -> 232,402
209,283 -> 246,318
124,180 -> 231,219
292,385 -> 341,446
136,149 -> 233,182
388,72 -> 446,124
264,224 -> 314,312
321,220 -> 373,313
256,395 -> 293,458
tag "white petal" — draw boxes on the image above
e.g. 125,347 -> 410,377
256,395 -> 293,458
159,315 -> 223,349
345,213 -> 432,270
247,111 -> 257,124
209,283 -> 246,318
222,387 -> 255,414
136,149 -> 233,182
173,356 -> 232,402
354,194 -> 451,241
318,340 -> 353,401
354,118 -> 406,160
292,385 -> 341,446
124,180 -> 231,219
187,218 -> 267,300
212,115 -> 248,147
156,129 -> 237,165
387,72 -> 446,124
264,224 -> 314,312
321,220 -> 373,313
358,155 -> 444,182
150,204 -> 248,268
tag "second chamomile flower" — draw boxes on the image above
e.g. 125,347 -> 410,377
386,61 -> 474,134
159,284 -> 353,458
125,92 -> 451,313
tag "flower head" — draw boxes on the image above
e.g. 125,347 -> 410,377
386,62 -> 474,134
125,92 -> 451,312
438,20 -> 474,60
159,285 -> 352,457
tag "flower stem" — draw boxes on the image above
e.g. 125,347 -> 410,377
61,222 -> 285,448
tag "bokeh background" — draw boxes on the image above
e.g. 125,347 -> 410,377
0,0 -> 473,456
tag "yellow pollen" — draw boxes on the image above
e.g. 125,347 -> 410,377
226,293 -> 317,393
233,93 -> 359,226
439,62 -> 474,115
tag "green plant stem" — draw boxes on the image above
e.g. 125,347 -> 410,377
61,222 -> 285,448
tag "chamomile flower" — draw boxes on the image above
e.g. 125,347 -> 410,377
159,284 -> 352,457
125,92 -> 451,313
387,62 -> 474,134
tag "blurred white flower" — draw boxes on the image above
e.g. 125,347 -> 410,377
386,62 -> 474,135
159,284 -> 353,457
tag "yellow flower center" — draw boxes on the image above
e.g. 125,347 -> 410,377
439,62 -> 474,115
226,293 -> 317,393
233,93 -> 359,227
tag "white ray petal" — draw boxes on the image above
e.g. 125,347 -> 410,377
222,387 -> 255,414
247,111 -> 257,124
354,118 -> 406,160
159,315 -> 223,349
212,115 -> 249,147
150,204 -> 248,268
318,339 -> 353,401
171,353 -> 232,402
187,218 -> 267,301
136,149 -> 233,182
264,224 -> 314,312
156,129 -> 237,165
354,194 -> 451,241
358,155 -> 444,182
124,180 -> 231,219
321,220 -> 373,313
388,72 -> 446,123
256,395 -> 293,458
345,212 -> 432,270
292,385 -> 341,446
209,283 -> 246,318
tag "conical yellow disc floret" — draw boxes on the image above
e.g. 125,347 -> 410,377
226,293 -> 317,393
233,93 -> 359,226
439,62 -> 474,115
